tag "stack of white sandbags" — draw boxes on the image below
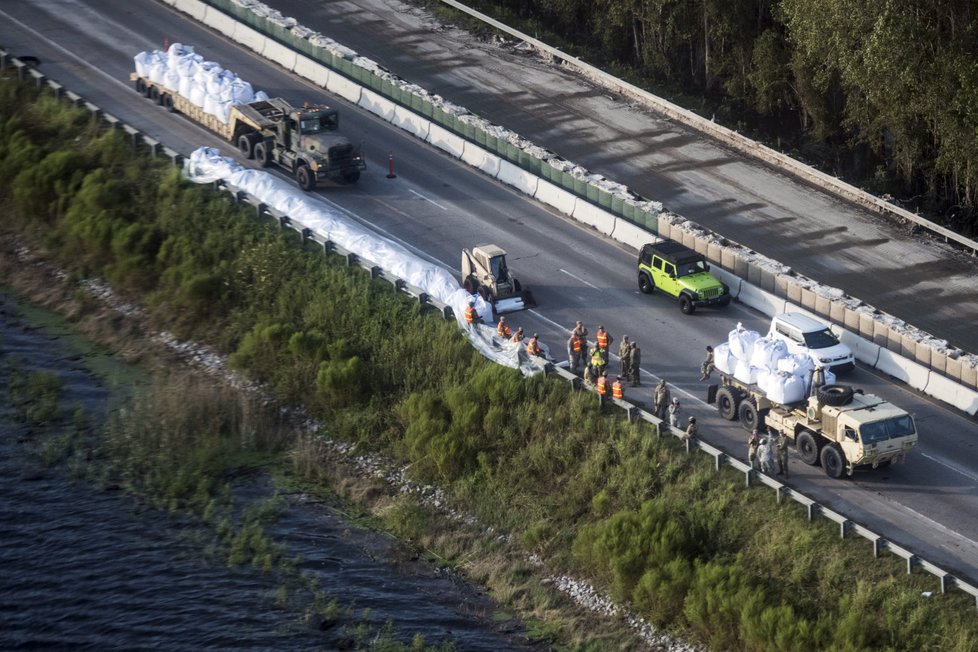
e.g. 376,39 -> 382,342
133,44 -> 268,124
714,323 -> 835,405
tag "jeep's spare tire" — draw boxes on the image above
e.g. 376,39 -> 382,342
817,384 -> 854,407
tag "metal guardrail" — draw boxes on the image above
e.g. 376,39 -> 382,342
3,47 -> 975,610
437,0 -> 978,257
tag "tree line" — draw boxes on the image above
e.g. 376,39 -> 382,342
472,0 -> 978,234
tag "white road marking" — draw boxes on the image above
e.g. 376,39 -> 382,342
919,452 -> 978,485
559,268 -> 599,289
408,188 -> 447,211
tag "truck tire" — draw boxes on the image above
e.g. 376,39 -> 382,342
342,171 -> 361,184
738,398 -> 762,432
716,386 -> 741,421
238,133 -> 258,160
253,142 -> 271,167
463,276 -> 477,294
638,272 -> 654,294
134,77 -> 146,95
160,93 -> 174,112
797,430 -> 822,466
148,85 -> 159,103
513,278 -> 522,293
820,444 -> 846,478
296,164 -> 315,191
679,294 -> 695,315
817,384 -> 854,407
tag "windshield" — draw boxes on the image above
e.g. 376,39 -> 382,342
489,255 -> 509,282
859,415 -> 916,444
676,260 -> 708,277
802,328 -> 840,349
298,112 -> 338,134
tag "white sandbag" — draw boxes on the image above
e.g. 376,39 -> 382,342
749,337 -> 788,371
148,60 -> 167,85
756,368 -> 772,393
728,322 -> 760,362
178,75 -> 194,99
166,43 -> 195,66
734,358 -> 758,385
767,372 -> 806,404
222,78 -> 255,104
163,68 -> 181,92
254,90 -> 269,102
778,353 -> 814,377
188,81 -> 207,108
713,342 -> 734,374
133,50 -> 161,78
203,93 -> 223,120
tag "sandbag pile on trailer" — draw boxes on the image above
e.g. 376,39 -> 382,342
133,44 -> 267,124
715,323 -> 834,404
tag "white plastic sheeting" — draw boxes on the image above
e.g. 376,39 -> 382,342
133,44 -> 268,124
182,147 -> 549,376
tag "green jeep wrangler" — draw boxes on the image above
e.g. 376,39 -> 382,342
637,240 -> 731,314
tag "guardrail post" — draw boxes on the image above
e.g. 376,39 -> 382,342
744,469 -> 752,487
370,266 -> 382,279
442,306 -> 454,321
346,253 -> 359,267
807,503 -> 817,521
941,574 -> 949,594
907,555 -> 917,574
417,292 -> 429,306
776,485 -> 784,504
301,227 -> 312,240
394,279 -> 406,291
714,452 -> 723,472
839,520 -> 850,539
278,215 -> 290,229
683,437 -> 691,454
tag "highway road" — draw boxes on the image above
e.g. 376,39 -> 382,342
4,0 -> 978,594
262,0 -> 978,358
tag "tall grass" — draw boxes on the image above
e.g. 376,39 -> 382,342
3,70 -> 977,650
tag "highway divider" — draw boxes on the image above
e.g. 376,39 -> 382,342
146,2 -> 978,413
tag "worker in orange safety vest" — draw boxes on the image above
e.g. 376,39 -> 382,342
527,333 -> 543,357
464,298 -> 480,325
511,327 -> 524,344
595,325 -> 613,352
612,376 -> 624,400
596,372 -> 609,396
496,315 -> 512,339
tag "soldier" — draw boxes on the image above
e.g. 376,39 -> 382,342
496,315 -> 512,339
583,362 -> 595,387
683,416 -> 697,441
654,379 -> 671,420
629,341 -> 641,387
595,325 -> 613,354
590,348 -> 607,378
618,335 -> 631,377
572,320 -> 588,340
775,430 -> 789,478
567,333 -> 585,373
699,345 -> 715,381
748,429 -> 761,471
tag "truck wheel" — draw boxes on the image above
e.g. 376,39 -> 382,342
463,276 -> 477,294
797,430 -> 822,466
134,77 -> 147,95
638,272 -> 654,294
817,384 -> 854,407
679,294 -> 695,315
716,386 -> 741,421
820,444 -> 846,478
254,142 -> 271,167
478,285 -> 492,302
738,398 -> 760,432
513,278 -> 522,293
148,85 -> 160,103
238,133 -> 257,159
342,171 -> 361,184
296,165 -> 315,191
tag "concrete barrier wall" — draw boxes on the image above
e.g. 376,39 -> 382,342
610,219 -> 652,252
495,160 -> 539,197
262,40 -> 297,72
876,347 -> 931,392
391,106 -> 430,140
838,329 -> 881,367
710,267 -> 743,300
358,88 -> 397,122
293,54 -> 331,88
534,178 -> 578,216
571,200 -> 616,237
230,23 -> 266,54
461,145 -> 499,177
925,373 -> 978,415
202,6 -> 238,38
427,124 -> 466,158
738,281 -> 787,318
325,73 -> 362,105
172,0 -> 207,21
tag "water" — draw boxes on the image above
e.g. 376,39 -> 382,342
0,293 -> 538,650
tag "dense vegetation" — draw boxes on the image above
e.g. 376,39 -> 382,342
433,0 -> 978,235
3,71 -> 978,650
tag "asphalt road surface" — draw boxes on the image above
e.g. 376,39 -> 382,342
3,0 -> 978,592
